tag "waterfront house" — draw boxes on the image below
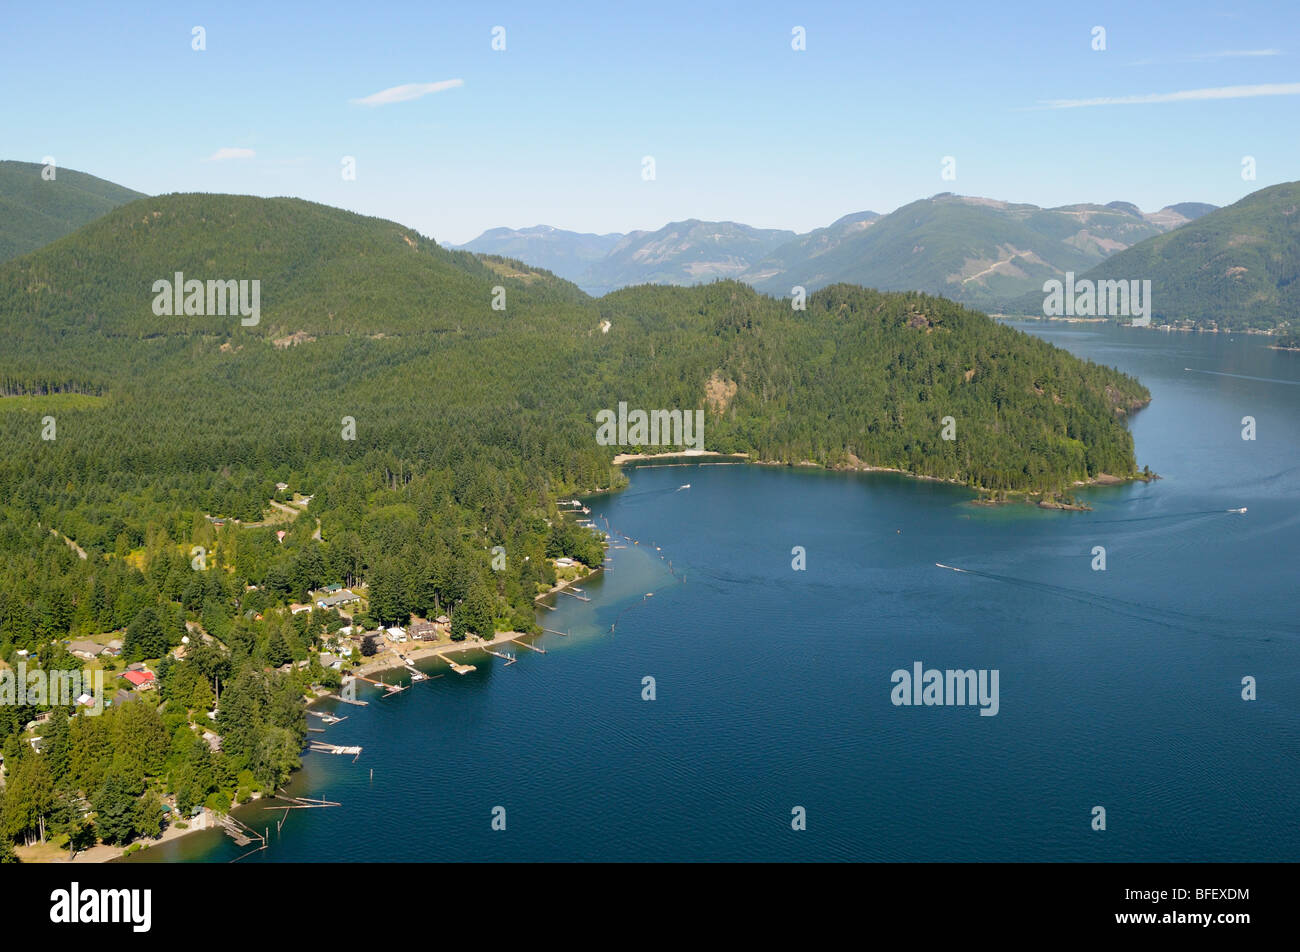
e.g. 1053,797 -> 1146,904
385,626 -> 407,643
408,618 -> 437,641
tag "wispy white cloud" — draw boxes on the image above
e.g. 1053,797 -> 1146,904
207,147 -> 256,161
1129,49 -> 1281,66
1039,82 -> 1300,109
350,79 -> 463,106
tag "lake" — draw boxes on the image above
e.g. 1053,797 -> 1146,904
131,321 -> 1299,862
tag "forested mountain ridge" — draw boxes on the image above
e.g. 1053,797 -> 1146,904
1056,181 -> 1300,331
743,193 -> 1206,307
0,193 -> 1148,856
0,160 -> 145,263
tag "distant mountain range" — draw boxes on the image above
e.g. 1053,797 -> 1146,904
0,160 -> 145,261
452,224 -> 624,285
456,194 -> 1217,306
457,219 -> 798,295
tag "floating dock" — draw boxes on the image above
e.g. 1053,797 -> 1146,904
309,741 -> 363,762
439,654 -> 477,675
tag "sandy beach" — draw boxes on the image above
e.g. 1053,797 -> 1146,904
611,449 -> 748,465
16,808 -> 219,863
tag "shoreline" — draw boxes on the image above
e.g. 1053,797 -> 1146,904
751,456 -> 1157,508
341,629 -> 534,681
340,564 -> 604,683
18,806 -> 225,864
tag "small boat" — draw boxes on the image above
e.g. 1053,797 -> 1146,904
410,671 -> 428,682
1227,507 -> 1247,514
677,483 -> 691,491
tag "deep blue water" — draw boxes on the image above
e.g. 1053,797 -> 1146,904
133,323 -> 1299,862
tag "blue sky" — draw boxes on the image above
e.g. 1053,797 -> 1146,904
3,0 -> 1298,243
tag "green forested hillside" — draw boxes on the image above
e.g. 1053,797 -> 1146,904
0,160 -> 145,262
1065,182 -> 1300,330
599,281 -> 1148,487
0,193 -> 1147,855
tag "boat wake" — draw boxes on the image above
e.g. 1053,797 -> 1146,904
932,562 -> 1286,638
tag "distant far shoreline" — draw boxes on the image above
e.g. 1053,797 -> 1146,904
994,314 -> 1287,336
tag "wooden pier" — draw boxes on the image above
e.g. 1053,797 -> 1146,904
542,628 -> 568,637
559,588 -> 591,601
484,648 -> 516,666
266,793 -> 341,809
515,639 -> 547,655
349,673 -> 408,696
